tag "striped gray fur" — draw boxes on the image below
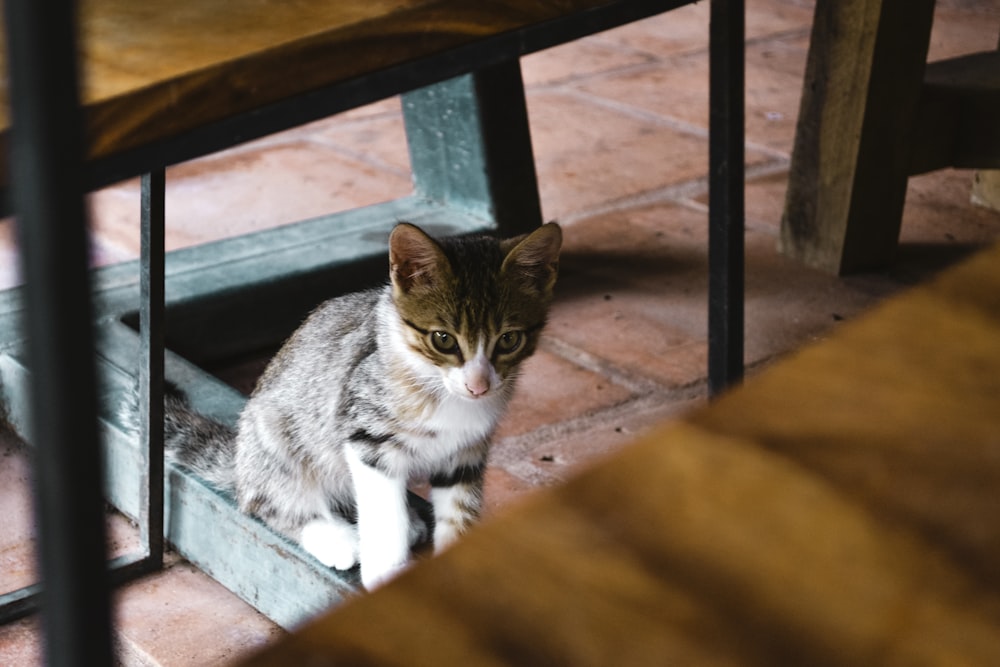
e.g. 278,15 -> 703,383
121,222 -> 561,589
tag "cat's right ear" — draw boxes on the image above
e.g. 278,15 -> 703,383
389,223 -> 449,295
501,222 -> 562,296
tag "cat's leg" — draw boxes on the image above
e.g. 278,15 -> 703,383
235,406 -> 361,570
407,504 -> 430,548
345,446 -> 411,590
429,445 -> 487,553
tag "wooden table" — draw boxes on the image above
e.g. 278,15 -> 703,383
244,243 -> 1000,665
0,0 -> 691,196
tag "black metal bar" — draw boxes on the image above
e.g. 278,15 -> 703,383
0,585 -> 41,625
3,0 -> 114,665
139,171 -> 166,568
708,0 -> 746,396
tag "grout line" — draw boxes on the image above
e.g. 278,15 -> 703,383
555,156 -> 789,226
495,381 -> 707,464
493,351 -> 780,488
539,337 -> 662,394
555,176 -> 711,225
300,136 -> 412,181
555,86 -> 791,162
744,27 -> 815,50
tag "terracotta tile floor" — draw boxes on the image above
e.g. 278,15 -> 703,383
3,0 -> 1000,664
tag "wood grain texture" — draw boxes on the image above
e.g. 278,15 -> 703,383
0,0 -> 643,170
242,243 -> 1000,666
780,0 -> 936,274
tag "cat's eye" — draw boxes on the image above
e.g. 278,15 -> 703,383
496,331 -> 523,354
430,331 -> 459,354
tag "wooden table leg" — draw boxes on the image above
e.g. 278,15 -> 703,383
781,0 -> 936,274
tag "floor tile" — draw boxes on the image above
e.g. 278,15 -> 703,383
558,201 -> 894,368
488,394 -> 701,500
1,430 -> 144,595
546,284 -> 708,389
728,167 -> 790,233
526,90 -> 771,220
482,466 -> 543,515
89,139 -> 412,258
0,617 -> 41,667
556,203 -> 713,348
901,170 -> 1000,247
495,348 -> 636,440
115,562 -> 283,667
305,112 -> 411,176
576,38 -> 808,155
0,432 -> 34,594
928,3 -> 1000,61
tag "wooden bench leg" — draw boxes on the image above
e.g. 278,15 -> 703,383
708,0 -> 745,395
781,0 -> 936,274
401,60 -> 544,237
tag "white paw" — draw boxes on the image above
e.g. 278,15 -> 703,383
300,519 -> 359,571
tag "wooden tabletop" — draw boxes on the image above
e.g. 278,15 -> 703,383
0,0 -> 667,181
242,243 -> 1000,665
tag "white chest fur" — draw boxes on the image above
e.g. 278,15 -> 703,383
402,391 -> 503,471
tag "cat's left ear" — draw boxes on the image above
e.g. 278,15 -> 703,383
501,222 -> 562,296
389,223 -> 450,295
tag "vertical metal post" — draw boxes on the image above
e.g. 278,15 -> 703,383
140,171 -> 166,567
708,0 -> 746,396
3,0 -> 114,665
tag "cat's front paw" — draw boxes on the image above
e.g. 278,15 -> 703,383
300,519 -> 359,571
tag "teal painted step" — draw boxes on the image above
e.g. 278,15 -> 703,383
0,195 -> 490,628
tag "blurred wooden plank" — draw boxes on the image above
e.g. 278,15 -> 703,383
243,243 -> 1000,665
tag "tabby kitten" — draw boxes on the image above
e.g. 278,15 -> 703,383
141,222 -> 561,589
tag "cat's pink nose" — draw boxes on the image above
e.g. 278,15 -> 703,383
465,378 -> 490,397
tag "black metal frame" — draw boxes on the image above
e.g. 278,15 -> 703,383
2,0 -> 115,664
137,170 -> 166,571
709,0 -> 746,395
0,0 -> 744,659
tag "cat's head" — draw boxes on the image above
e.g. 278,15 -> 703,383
388,222 -> 561,402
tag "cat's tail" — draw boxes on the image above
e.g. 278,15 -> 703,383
118,380 -> 237,492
